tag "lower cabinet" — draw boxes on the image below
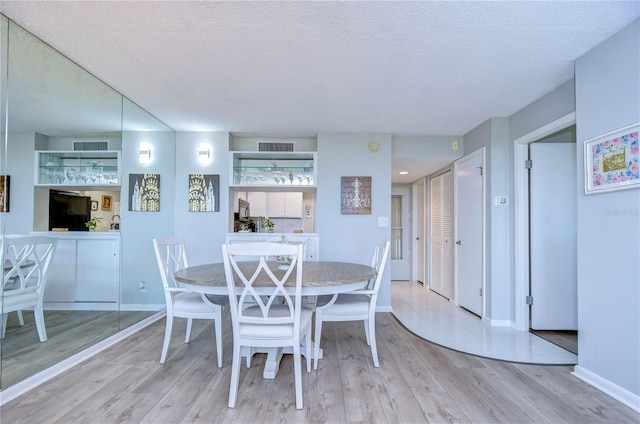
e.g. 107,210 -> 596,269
39,232 -> 120,306
76,239 -> 119,302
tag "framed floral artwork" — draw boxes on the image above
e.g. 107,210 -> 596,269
341,176 -> 371,215
584,123 -> 639,194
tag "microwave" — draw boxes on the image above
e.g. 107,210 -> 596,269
238,199 -> 250,221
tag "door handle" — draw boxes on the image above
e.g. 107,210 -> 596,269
456,240 -> 462,245
416,237 -> 420,240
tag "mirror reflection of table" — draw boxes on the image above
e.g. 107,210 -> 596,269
175,261 -> 376,378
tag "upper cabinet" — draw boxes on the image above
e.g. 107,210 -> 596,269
230,151 -> 316,189
35,150 -> 121,188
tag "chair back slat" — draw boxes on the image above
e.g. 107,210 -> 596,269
222,242 -> 304,327
153,237 -> 188,290
367,239 -> 391,291
3,236 -> 57,294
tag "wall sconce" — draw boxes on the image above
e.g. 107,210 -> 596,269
139,141 -> 152,164
198,142 -> 211,165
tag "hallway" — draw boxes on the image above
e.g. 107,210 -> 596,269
391,280 -> 578,364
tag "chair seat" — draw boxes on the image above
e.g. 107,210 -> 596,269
173,292 -> 221,314
1,290 -> 39,310
240,306 -> 313,339
322,293 -> 371,316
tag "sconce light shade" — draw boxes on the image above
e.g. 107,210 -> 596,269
139,141 -> 152,164
198,142 -> 211,164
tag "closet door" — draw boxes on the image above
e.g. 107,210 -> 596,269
430,171 -> 453,298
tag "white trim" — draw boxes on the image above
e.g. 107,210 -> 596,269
488,319 -> 512,327
43,303 -> 164,311
0,311 -> 166,406
573,365 -> 640,413
513,112 -> 576,331
453,147 -> 486,317
376,305 -> 393,313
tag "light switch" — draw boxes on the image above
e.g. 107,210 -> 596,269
378,217 -> 389,227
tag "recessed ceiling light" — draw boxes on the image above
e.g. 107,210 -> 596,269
399,171 -> 409,175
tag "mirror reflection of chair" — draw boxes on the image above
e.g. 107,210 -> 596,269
2,236 -> 58,342
153,237 -> 225,367
313,239 -> 390,369
222,242 -> 311,410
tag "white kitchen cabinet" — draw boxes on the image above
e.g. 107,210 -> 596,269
246,192 -> 267,216
34,232 -> 120,308
76,239 -> 119,302
244,192 -> 302,218
43,239 -> 77,302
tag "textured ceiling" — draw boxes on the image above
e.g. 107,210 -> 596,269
2,1 -> 639,183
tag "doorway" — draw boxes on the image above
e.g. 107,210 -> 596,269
513,113 -> 578,346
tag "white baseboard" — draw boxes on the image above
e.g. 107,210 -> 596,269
489,319 -> 512,327
0,310 -> 166,406
43,303 -> 164,312
376,305 -> 393,313
573,365 -> 640,413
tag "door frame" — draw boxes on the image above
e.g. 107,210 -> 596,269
453,147 -> 486,317
411,178 -> 426,283
513,112 -> 575,331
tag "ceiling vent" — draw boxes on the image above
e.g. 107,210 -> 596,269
73,140 -> 110,151
258,142 -> 294,152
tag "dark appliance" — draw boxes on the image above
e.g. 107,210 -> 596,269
49,190 -> 91,231
238,199 -> 250,222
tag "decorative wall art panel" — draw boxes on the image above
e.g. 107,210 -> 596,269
188,174 -> 220,212
584,123 -> 639,194
0,175 -> 9,212
129,173 -> 160,212
341,176 -> 371,215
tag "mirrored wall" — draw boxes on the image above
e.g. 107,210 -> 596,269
0,15 -> 174,389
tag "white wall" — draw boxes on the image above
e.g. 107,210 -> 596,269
174,131 -> 230,265
574,19 -> 640,405
3,132 -> 35,234
120,129 -> 176,308
316,133 -> 392,310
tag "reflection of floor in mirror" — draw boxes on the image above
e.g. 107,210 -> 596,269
1,310 -> 154,389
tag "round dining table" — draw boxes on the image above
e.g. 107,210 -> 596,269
174,260 -> 376,378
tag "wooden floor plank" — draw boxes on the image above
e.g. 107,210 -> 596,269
2,313 -> 638,424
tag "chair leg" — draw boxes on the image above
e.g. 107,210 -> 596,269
363,319 -> 371,345
215,311 -> 223,368
369,315 -> 379,368
1,313 -> 7,338
160,314 -> 174,364
185,318 -> 193,343
33,306 -> 48,342
293,343 -> 303,409
313,315 -> 323,370
17,310 -> 24,326
305,329 -> 311,373
228,340 -> 242,408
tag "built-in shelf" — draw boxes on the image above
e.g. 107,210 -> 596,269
35,150 -> 121,188
230,151 -> 316,188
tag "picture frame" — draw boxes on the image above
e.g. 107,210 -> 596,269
341,176 -> 372,215
129,173 -> 160,212
91,200 -> 99,211
188,174 -> 220,212
101,195 -> 113,211
0,175 -> 9,212
584,122 -> 639,194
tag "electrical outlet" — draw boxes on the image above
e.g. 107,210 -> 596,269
452,140 -> 459,150
139,281 -> 147,293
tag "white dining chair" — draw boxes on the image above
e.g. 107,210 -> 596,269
153,237 -> 225,367
222,242 -> 311,410
313,239 -> 390,369
2,236 -> 57,342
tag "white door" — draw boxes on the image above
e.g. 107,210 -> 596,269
529,143 -> 577,330
429,171 -> 453,298
412,179 -> 426,283
455,151 -> 484,316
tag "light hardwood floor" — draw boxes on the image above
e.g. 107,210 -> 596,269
1,311 -> 638,423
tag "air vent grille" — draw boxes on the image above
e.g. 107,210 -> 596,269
258,142 -> 294,152
73,140 -> 110,151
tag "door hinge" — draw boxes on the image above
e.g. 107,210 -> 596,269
480,288 -> 483,297
526,295 -> 534,305
525,160 -> 533,169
